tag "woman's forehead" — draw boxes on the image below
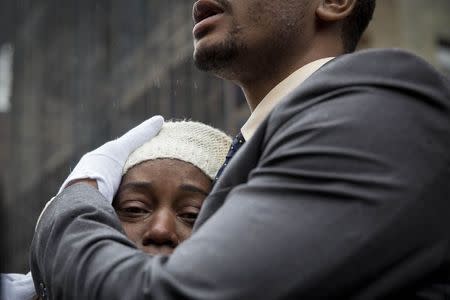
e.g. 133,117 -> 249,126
122,158 -> 212,187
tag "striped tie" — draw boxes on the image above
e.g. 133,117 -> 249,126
214,132 -> 246,182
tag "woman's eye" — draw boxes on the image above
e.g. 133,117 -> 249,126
116,203 -> 151,220
122,207 -> 148,214
178,212 -> 199,225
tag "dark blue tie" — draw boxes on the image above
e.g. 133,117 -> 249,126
215,132 -> 246,181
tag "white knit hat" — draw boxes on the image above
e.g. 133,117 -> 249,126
123,121 -> 232,179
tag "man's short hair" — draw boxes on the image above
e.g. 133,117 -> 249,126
342,0 -> 376,53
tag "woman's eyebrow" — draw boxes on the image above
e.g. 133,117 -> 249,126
118,181 -> 153,193
179,184 -> 209,196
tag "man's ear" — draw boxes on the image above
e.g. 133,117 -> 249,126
316,0 -> 357,22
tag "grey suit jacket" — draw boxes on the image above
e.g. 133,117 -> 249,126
30,49 -> 450,299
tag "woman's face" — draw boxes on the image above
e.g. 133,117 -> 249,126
113,159 -> 212,255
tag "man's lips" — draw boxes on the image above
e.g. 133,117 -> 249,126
192,0 -> 224,26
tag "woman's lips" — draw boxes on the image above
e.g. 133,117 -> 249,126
144,245 -> 174,256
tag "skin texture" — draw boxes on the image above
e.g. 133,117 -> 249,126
193,0 -> 356,110
113,159 -> 212,255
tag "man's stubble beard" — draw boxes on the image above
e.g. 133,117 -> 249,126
193,0 -> 307,82
193,27 -> 246,80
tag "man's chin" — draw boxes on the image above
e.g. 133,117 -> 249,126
193,49 -> 212,72
193,37 -> 239,74
193,47 -> 223,72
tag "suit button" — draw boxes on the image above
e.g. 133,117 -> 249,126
39,282 -> 47,298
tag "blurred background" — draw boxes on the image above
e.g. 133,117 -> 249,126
0,0 -> 449,272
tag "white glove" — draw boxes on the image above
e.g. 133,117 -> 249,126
35,116 -> 164,230
30,118 -> 163,294
58,115 -> 164,202
0,272 -> 36,300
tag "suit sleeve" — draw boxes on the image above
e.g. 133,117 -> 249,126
30,84 -> 450,299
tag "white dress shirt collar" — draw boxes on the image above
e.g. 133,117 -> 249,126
241,57 -> 335,141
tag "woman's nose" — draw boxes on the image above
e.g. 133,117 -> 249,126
142,209 -> 179,248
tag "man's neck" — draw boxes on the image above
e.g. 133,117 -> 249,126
238,44 -> 344,111
237,59 -> 312,111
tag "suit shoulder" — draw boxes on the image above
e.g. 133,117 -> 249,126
321,49 -> 450,98
263,49 -> 450,149
277,48 -> 450,116
331,48 -> 443,75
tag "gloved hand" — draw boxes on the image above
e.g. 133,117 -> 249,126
58,115 -> 164,202
35,116 -> 164,230
0,272 -> 36,300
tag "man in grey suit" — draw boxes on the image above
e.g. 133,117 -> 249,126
30,0 -> 450,299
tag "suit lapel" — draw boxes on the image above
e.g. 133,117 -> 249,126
193,126 -> 265,230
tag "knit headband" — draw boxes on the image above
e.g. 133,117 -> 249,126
123,121 -> 232,180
